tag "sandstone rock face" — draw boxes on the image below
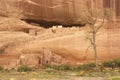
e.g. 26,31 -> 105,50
0,0 -> 120,69
0,0 -> 119,25
42,48 -> 70,66
0,17 -> 43,32
0,24 -> 120,69
19,54 -> 41,67
0,0 -> 22,18
0,0 -> 85,24
18,48 -> 72,68
0,55 -> 19,69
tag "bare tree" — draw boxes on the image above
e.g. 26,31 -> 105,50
81,4 -> 111,71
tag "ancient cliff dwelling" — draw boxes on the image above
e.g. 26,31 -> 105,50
0,0 -> 120,69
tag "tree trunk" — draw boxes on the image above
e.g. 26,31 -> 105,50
93,33 -> 99,71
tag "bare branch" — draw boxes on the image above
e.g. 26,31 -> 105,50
87,37 -> 94,45
85,45 -> 92,53
95,17 -> 105,33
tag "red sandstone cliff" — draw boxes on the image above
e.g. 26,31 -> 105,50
0,18 -> 120,69
0,0 -> 85,25
0,0 -> 120,69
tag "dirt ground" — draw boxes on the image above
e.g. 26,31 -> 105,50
0,70 -> 120,80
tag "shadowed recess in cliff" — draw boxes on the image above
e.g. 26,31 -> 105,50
22,19 -> 85,28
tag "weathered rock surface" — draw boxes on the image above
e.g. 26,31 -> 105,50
0,0 -> 120,69
0,0 -> 85,25
0,17 -> 43,32
0,21 -> 120,68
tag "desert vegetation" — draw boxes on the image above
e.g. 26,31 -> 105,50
0,59 -> 119,80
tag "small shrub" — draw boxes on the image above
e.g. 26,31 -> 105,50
45,64 -> 52,69
17,65 -> 32,72
75,65 -> 84,70
76,63 -> 96,71
113,59 -> 120,68
58,65 -> 72,71
102,59 -> 120,69
103,61 -> 115,68
99,64 -> 105,72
